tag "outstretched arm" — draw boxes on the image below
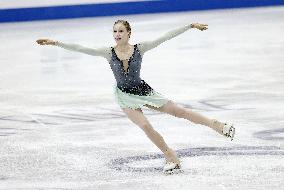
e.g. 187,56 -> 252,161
36,39 -> 110,59
138,23 -> 208,55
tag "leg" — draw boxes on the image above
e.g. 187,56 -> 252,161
122,107 -> 180,165
145,101 -> 223,134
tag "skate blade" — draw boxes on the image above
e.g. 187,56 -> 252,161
163,168 -> 183,175
230,126 -> 235,141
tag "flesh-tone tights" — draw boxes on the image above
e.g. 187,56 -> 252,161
122,100 -> 224,166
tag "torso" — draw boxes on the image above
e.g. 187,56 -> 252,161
109,44 -> 154,96
113,45 -> 135,73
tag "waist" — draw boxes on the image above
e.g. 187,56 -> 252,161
117,80 -> 153,96
117,78 -> 142,88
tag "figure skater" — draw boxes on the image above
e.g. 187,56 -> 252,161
36,20 -> 235,174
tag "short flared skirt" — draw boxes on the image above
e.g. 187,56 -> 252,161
113,85 -> 169,109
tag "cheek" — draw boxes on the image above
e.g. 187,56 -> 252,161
124,32 -> 130,38
121,33 -> 127,39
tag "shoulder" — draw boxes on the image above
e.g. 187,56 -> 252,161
95,46 -> 112,54
96,46 -> 112,52
136,42 -> 149,55
93,46 -> 113,61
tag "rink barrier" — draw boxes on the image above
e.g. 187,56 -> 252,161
1,0 -> 284,23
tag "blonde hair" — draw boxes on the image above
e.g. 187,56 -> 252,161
114,20 -> 131,38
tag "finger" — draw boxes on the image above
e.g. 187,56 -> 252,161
37,39 -> 48,43
39,41 -> 48,45
37,39 -> 46,44
36,40 -> 43,43
37,41 -> 45,45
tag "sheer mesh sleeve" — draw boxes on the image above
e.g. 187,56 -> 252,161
137,24 -> 192,55
55,42 -> 111,61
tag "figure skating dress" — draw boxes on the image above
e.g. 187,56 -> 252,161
55,24 -> 192,109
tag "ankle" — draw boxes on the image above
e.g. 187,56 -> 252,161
210,119 -> 225,134
164,148 -> 180,165
164,148 -> 174,157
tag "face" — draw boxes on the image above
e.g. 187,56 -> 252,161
113,23 -> 130,45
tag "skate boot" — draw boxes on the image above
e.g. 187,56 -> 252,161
211,119 -> 235,141
223,122 -> 235,141
163,162 -> 182,175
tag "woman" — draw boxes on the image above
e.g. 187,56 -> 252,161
36,20 -> 235,174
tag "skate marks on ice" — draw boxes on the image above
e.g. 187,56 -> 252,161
179,99 -> 254,112
108,146 -> 284,173
0,176 -> 8,181
0,128 -> 17,137
253,128 -> 284,141
0,99 -> 251,137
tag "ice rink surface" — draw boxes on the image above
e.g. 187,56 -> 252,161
0,6 -> 284,190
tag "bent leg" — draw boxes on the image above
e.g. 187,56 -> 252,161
122,107 -> 180,164
145,101 -> 223,134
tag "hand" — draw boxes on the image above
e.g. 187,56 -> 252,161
36,39 -> 57,45
190,23 -> 208,31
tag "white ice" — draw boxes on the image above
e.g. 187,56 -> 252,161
0,6 -> 284,190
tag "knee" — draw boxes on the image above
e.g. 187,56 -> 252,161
166,101 -> 187,118
179,108 -> 188,119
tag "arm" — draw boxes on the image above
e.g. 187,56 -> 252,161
55,42 -> 110,58
36,39 -> 110,60
138,23 -> 208,55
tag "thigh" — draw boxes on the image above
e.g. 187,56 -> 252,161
122,107 -> 151,127
145,100 -> 183,116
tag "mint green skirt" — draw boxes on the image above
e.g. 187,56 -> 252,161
113,85 -> 169,109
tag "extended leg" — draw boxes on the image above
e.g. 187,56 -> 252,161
122,107 -> 180,165
146,101 -> 224,134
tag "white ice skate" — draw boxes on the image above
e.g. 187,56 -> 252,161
222,123 -> 235,141
163,162 -> 182,175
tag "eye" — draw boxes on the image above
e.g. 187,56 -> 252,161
113,30 -> 117,32
119,30 -> 123,32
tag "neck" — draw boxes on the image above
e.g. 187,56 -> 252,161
115,42 -> 130,52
